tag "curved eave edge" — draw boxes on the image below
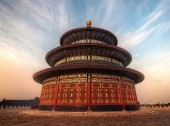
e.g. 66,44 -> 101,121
33,67 -> 144,84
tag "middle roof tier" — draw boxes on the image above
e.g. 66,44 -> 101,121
46,43 -> 132,67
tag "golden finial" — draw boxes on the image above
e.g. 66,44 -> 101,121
86,20 -> 92,27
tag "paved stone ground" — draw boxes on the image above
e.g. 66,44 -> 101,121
0,108 -> 170,126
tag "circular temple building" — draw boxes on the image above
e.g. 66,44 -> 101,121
33,21 -> 144,111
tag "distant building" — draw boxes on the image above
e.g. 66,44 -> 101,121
0,98 -> 39,108
33,21 -> 144,111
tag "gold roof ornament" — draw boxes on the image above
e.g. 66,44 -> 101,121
86,20 -> 92,27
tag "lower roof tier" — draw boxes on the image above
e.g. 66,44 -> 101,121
33,63 -> 144,84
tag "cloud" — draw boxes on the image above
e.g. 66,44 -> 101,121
119,0 -> 170,48
0,0 -> 72,100
140,10 -> 163,31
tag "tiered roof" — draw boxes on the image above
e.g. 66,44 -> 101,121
33,21 -> 144,84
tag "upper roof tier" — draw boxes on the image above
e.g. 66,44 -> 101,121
60,27 -> 118,45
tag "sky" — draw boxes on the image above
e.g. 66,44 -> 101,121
0,0 -> 170,104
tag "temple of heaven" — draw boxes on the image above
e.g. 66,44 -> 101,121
33,21 -> 144,111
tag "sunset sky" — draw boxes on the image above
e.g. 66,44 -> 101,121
0,0 -> 170,104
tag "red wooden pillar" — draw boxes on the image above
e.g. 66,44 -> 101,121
119,77 -> 125,110
87,82 -> 91,111
87,73 -> 91,111
134,86 -> 138,104
53,84 -> 59,109
39,86 -> 44,105
53,77 -> 59,110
